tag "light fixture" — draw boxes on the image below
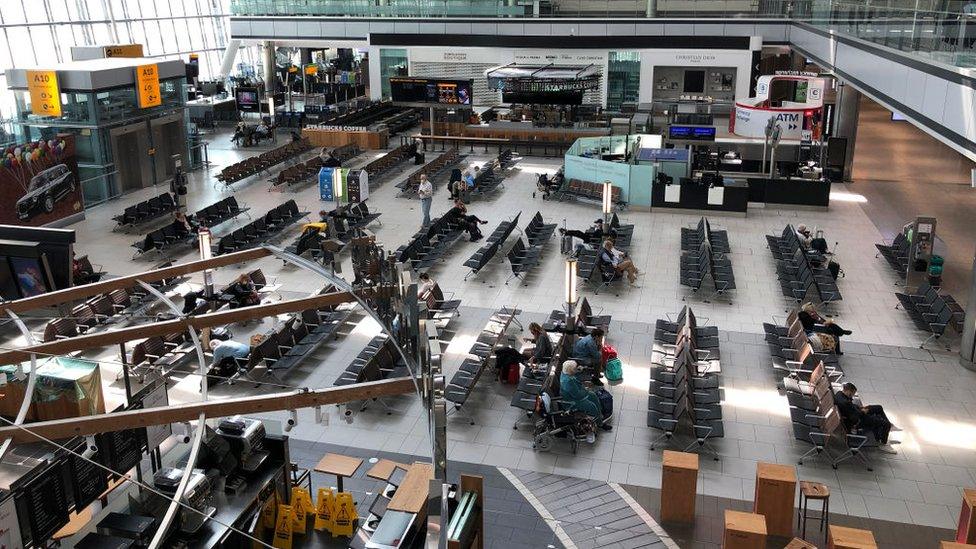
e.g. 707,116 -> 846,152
267,95 -> 275,116
332,169 -> 344,209
197,227 -> 213,261
602,180 -> 613,217
564,258 -> 578,306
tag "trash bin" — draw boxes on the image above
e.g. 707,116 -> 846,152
928,264 -> 943,287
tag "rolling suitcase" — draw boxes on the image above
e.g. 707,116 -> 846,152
560,219 -> 573,255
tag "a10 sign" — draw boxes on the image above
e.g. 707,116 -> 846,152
26,70 -> 61,117
135,63 -> 161,108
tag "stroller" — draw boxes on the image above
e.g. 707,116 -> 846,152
534,170 -> 564,200
532,391 -> 597,454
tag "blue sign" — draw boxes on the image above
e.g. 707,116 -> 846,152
668,125 -> 717,141
318,167 -> 335,201
636,148 -> 690,163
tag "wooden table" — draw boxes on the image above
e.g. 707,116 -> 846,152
661,450 -> 698,523
388,463 -> 434,514
723,510 -> 767,549
958,489 -> 976,544
827,525 -> 877,549
754,462 -> 797,538
314,452 -> 363,493
942,542 -> 976,549
367,458 -> 409,482
785,538 -> 817,548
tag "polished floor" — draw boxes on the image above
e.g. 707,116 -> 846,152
16,123 -> 976,547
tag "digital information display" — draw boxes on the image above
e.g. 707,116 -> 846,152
668,125 -> 717,141
22,460 -> 69,543
390,77 -> 472,105
99,427 -> 145,476
70,451 -> 108,512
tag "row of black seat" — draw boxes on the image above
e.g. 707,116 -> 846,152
464,150 -> 520,201
574,213 -> 635,295
681,217 -> 730,254
422,283 -> 462,335
463,213 -> 521,279
506,212 -> 557,284
763,310 -> 844,385
768,224 -> 842,304
680,241 -> 735,299
113,192 -> 177,229
361,143 -> 415,185
875,231 -> 910,276
895,282 -> 965,347
395,214 -> 465,271
648,307 -> 724,458
395,148 -> 460,197
131,196 -> 248,255
215,200 -> 308,255
446,307 -> 522,422
334,335 -> 411,414
543,297 -> 611,336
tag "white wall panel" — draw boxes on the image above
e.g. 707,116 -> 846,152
273,20 -> 298,38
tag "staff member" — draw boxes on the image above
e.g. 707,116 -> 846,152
418,174 -> 433,227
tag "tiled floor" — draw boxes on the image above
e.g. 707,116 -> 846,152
16,125 -> 976,545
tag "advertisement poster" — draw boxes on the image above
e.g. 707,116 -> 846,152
0,496 -> 24,549
1,135 -> 82,227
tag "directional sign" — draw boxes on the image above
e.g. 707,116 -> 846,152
104,44 -> 143,58
135,64 -> 161,108
26,70 -> 61,117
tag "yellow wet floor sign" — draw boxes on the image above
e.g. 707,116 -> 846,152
272,505 -> 293,549
314,487 -> 335,532
331,492 -> 358,537
262,495 -> 277,529
290,489 -> 309,534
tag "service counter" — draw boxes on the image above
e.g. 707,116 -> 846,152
303,127 -> 389,150
746,177 -> 831,209
464,121 -> 611,143
651,178 -> 749,215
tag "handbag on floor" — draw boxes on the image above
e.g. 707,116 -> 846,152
605,357 -> 623,382
595,388 -> 613,418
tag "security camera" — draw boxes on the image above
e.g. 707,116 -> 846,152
180,422 -> 192,444
343,409 -> 354,424
85,435 -> 98,455
285,410 -> 298,432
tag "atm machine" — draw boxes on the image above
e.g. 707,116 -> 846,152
905,216 -> 937,287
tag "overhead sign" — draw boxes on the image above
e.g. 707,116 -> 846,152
774,70 -> 819,77
104,44 -> 144,58
26,70 -> 61,117
730,105 -> 820,140
668,125 -> 716,141
636,148 -> 690,163
390,77 -> 472,105
135,64 -> 161,108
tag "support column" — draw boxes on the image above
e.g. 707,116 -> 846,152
833,81 -> 861,182
262,40 -> 276,93
646,0 -> 658,17
300,48 -> 312,67
218,39 -> 241,80
960,247 -> 976,370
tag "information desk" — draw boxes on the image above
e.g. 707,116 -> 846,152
746,177 -> 831,209
651,177 -> 749,215
186,96 -> 237,123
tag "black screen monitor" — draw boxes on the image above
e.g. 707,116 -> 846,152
0,256 -> 19,300
683,70 -> 706,93
9,256 -> 49,297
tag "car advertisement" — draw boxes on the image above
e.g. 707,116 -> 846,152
0,134 -> 82,226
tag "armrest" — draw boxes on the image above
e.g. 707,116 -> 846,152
658,418 -> 679,431
808,430 -> 830,446
845,432 -> 868,449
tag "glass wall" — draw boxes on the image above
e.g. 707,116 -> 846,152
607,51 -> 641,111
379,48 -> 409,100
0,0 -> 230,119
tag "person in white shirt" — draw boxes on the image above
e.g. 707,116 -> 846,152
795,224 -> 813,248
417,272 -> 436,300
418,174 -> 433,226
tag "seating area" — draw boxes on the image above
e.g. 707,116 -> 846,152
215,199 -> 309,255
112,192 -> 177,229
647,306 -> 724,458
763,310 -> 845,385
555,178 -> 625,209
215,138 -> 314,188
524,211 -> 556,247
395,213 -> 466,271
506,237 -> 543,285
446,307 -> 521,423
464,150 -> 521,201
463,212 -> 520,279
360,143 -> 415,185
767,224 -> 842,304
895,282 -> 966,347
73,255 -> 106,285
574,214 -> 634,295
270,143 -> 361,188
542,297 -> 611,335
680,240 -> 736,300
395,148 -> 460,197
875,231 -> 910,276
788,362 -> 877,470
325,201 -> 382,237
334,335 -> 411,412
509,330 -> 563,427
422,283 -> 461,334
681,217 -> 730,254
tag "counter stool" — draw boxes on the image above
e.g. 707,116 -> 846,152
797,481 -> 830,539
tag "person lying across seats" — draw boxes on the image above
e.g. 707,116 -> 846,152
560,361 -> 612,431
210,338 -> 250,377
560,218 -> 616,246
799,302 -> 852,355
599,239 -> 640,286
445,199 -> 488,242
522,322 -> 554,368
834,382 -> 897,454
573,327 -> 606,386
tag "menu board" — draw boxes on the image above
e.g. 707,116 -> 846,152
99,427 -> 145,476
390,77 -> 472,105
69,451 -> 107,511
21,460 -> 69,543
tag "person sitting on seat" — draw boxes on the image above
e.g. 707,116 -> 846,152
210,339 -> 250,372
226,274 -> 260,309
321,148 -> 341,167
560,219 -> 616,246
795,224 -> 813,248
799,302 -> 853,355
522,322 -> 553,367
174,211 -> 197,235
231,121 -> 247,145
599,239 -> 639,286
417,272 -> 436,300
573,328 -> 605,385
834,383 -> 897,454
560,361 -> 611,430
255,121 -> 271,139
446,199 -> 487,242
448,168 -> 463,201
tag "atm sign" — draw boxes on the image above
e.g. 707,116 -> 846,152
135,64 -> 161,108
26,70 -> 61,117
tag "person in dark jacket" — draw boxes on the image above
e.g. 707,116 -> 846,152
446,199 -> 487,241
799,302 -> 852,354
834,383 -> 897,454
523,322 -> 553,366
